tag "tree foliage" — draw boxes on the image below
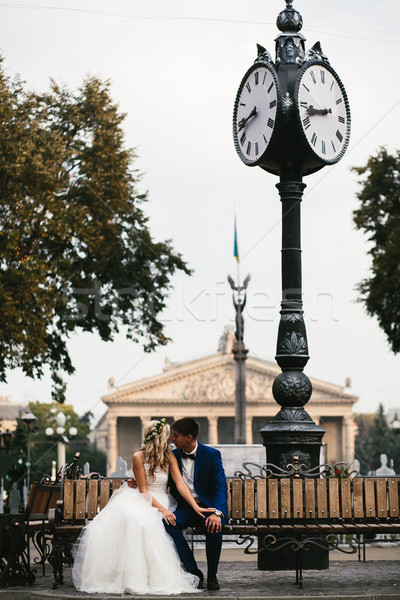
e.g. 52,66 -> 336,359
0,58 -> 190,399
2,401 -> 106,495
354,403 -> 400,474
352,148 -> 400,353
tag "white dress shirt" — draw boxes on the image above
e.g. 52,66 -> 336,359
181,443 -> 200,501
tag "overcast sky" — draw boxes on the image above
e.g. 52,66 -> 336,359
0,0 -> 399,425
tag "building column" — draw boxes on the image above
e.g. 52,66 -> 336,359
246,417 -> 253,444
208,416 -> 218,445
107,415 -> 118,475
344,416 -> 355,466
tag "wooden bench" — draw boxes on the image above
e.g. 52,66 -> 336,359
0,478 -> 60,587
26,479 -> 61,576
220,465 -> 400,585
48,461 -> 400,589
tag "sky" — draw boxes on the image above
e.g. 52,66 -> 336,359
0,0 -> 399,427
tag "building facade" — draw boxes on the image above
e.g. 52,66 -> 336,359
90,331 -> 358,474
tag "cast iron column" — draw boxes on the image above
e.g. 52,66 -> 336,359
260,168 -> 324,469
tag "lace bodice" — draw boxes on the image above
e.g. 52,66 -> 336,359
145,465 -> 169,495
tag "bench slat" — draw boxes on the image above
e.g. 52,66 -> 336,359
256,479 -> 266,520
388,479 -> 399,518
112,479 -> 123,492
305,479 -> 315,519
280,479 -> 291,519
376,478 -> 388,518
268,479 -> 279,519
231,479 -> 242,520
364,478 -> 376,518
99,479 -> 111,510
353,478 -> 364,518
316,480 -> 327,519
63,480 -> 74,520
341,479 -> 352,519
244,479 -> 255,520
328,478 -> 339,519
292,479 -> 303,519
87,480 -> 98,520
75,480 -> 86,520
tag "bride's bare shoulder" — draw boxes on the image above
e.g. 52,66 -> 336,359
132,451 -> 145,464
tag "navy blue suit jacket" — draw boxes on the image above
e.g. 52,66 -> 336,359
169,442 -> 228,518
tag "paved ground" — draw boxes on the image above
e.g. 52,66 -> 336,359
1,546 -> 399,599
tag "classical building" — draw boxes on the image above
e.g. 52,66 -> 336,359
0,396 -> 26,433
90,330 -> 358,474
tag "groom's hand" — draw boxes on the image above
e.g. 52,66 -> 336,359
126,477 -> 138,489
205,513 -> 222,533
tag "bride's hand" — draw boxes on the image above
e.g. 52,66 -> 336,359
194,506 -> 216,519
161,509 -> 176,525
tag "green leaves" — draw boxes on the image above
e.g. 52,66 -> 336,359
352,148 -> 400,354
0,59 -> 190,397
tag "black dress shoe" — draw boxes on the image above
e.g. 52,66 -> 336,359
207,576 -> 219,590
190,568 -> 204,589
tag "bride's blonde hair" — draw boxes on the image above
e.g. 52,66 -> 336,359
141,419 -> 171,481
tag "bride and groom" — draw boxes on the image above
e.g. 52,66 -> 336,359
72,417 -> 228,595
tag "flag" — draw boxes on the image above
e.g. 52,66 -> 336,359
234,211 -> 239,263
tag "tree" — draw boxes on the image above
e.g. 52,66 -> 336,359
0,58 -> 190,400
352,148 -> 400,353
354,403 -> 400,474
3,401 -> 107,495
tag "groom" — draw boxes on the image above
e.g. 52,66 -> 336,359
166,417 -> 228,591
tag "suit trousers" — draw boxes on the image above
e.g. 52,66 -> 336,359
163,504 -> 223,577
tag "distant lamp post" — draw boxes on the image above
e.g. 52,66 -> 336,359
0,428 -> 13,452
21,410 -> 39,490
45,411 -> 78,471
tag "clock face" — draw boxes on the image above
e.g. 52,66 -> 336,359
295,60 -> 351,164
233,62 -> 279,166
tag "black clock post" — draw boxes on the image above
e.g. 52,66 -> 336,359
232,0 -> 350,571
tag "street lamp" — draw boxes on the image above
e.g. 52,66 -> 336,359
0,428 -> 13,452
45,411 -> 77,471
20,410 -> 38,491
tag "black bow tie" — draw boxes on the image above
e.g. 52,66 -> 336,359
182,451 -> 196,460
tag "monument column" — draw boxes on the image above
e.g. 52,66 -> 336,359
208,416 -> 219,445
344,416 -> 355,466
246,417 -> 253,444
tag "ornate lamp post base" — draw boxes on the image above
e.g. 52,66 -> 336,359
260,407 -> 325,470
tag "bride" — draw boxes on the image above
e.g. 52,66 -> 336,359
72,419 -> 214,595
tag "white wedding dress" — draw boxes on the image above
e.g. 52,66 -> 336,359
72,465 -> 199,595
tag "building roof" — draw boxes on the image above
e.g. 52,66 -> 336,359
0,396 -> 26,422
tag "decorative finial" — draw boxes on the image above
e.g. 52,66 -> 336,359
275,0 -> 306,66
277,0 -> 303,34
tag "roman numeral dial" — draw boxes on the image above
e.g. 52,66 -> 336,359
233,62 -> 280,166
295,61 -> 350,165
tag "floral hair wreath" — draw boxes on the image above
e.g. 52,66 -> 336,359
144,418 -> 167,444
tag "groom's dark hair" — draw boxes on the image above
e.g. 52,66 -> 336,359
172,417 -> 199,438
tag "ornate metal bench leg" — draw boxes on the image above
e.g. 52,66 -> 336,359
49,535 -> 64,589
295,548 -> 303,588
0,517 -> 36,587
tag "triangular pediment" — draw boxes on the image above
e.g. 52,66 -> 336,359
102,351 -> 357,407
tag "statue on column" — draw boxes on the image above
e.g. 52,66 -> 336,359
228,274 -> 250,344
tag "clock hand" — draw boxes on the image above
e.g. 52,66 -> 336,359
307,105 -> 332,116
238,106 -> 257,131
